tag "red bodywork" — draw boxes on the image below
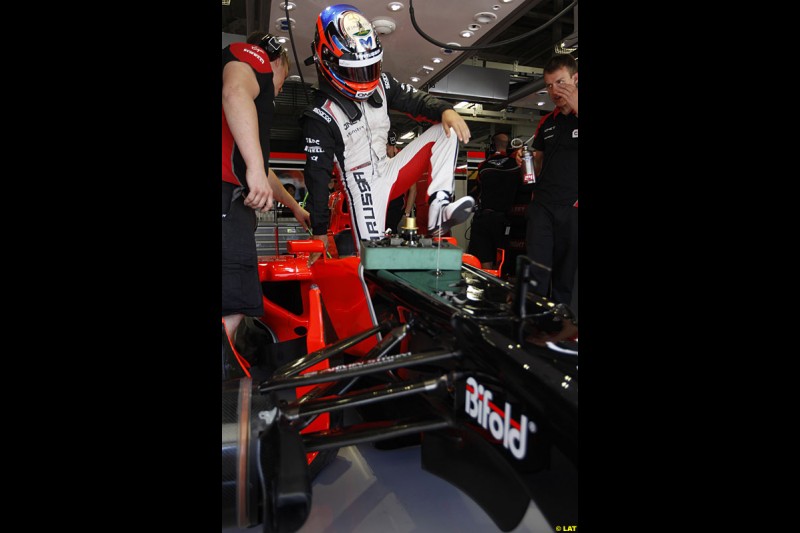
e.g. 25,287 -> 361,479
255,156 -> 503,465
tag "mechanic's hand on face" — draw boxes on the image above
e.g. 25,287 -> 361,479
552,82 -> 578,115
308,234 -> 328,267
441,109 -> 471,144
244,168 -> 275,212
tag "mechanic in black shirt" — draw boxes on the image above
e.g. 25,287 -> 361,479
520,54 -> 578,305
467,132 -> 521,269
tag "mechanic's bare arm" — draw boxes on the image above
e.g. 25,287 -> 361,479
222,61 -> 275,211
267,169 -> 310,231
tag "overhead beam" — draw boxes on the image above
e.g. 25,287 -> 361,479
466,58 -> 543,76
507,78 -> 547,105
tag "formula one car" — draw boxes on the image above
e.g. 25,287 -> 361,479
222,191 -> 578,532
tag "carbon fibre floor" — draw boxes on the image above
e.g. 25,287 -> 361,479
222,441 -> 556,533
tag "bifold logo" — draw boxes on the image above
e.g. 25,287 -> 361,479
465,377 -> 536,460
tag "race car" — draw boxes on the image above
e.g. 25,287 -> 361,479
222,184 -> 578,532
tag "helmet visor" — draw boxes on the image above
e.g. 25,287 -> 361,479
329,52 -> 383,83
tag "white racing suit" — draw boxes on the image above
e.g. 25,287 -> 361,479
302,73 -> 460,244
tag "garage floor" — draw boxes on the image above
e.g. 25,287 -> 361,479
222,441 -> 555,533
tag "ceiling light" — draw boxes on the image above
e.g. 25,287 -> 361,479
387,1 -> 404,11
537,89 -> 548,95
280,1 -> 296,10
441,43 -> 461,54
277,37 -> 287,44
431,57 -> 443,64
537,102 -> 544,106
474,12 -> 498,23
460,30 -> 474,38
409,76 -> 420,83
371,17 -> 396,35
274,17 -> 296,32
501,0 -> 513,3
468,24 -> 481,31
492,4 -> 501,10
400,131 -> 416,140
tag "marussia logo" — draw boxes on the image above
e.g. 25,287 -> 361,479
465,377 -> 536,460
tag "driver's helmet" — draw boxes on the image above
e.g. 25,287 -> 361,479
312,4 -> 383,101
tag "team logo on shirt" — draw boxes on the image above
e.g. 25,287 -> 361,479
242,47 -> 265,64
487,158 -> 510,167
312,107 -> 332,123
572,129 -> 578,138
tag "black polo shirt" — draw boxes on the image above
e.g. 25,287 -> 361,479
531,108 -> 578,205
476,151 -> 521,213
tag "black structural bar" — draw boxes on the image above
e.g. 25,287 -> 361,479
259,349 -> 460,393
302,416 -> 452,452
362,323 -> 411,360
271,321 -> 393,379
284,376 -> 446,419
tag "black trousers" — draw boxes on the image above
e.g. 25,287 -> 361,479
524,201 -> 578,305
385,195 -> 405,234
222,182 -> 263,317
467,210 -> 510,265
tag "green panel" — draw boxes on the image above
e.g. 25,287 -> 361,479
360,241 -> 463,271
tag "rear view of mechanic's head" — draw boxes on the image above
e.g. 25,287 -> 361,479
247,31 -> 291,94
